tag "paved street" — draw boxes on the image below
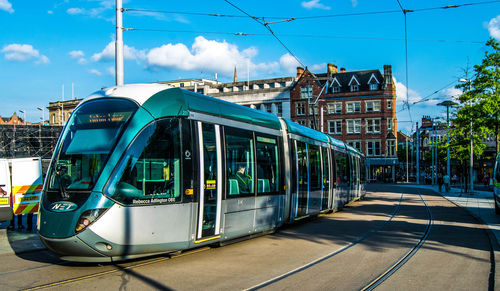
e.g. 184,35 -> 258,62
0,184 -> 498,290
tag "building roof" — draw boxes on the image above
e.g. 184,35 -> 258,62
315,70 -> 384,92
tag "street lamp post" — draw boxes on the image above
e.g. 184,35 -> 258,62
18,110 -> 26,125
460,78 -> 474,194
37,107 -> 45,125
437,100 -> 458,187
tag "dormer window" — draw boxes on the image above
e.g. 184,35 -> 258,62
368,73 -> 380,91
348,75 -> 360,92
330,77 -> 341,93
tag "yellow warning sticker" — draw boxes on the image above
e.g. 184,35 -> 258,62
206,180 -> 216,190
0,198 -> 8,205
185,188 -> 194,195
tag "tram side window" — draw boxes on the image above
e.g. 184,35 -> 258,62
225,127 -> 255,197
335,150 -> 348,186
309,145 -> 322,191
256,135 -> 280,195
106,119 -> 182,205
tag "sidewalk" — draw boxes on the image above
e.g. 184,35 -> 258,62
0,215 -> 46,256
394,183 -> 500,246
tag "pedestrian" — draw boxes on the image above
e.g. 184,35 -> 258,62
443,174 -> 450,192
437,172 -> 443,192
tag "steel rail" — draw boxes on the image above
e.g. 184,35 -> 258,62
244,191 -> 405,291
360,191 -> 433,291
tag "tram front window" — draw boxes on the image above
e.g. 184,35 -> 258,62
106,118 -> 182,205
45,98 -> 138,206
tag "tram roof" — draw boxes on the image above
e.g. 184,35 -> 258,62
281,119 -> 330,144
345,144 -> 363,156
328,135 -> 346,149
87,84 -> 282,130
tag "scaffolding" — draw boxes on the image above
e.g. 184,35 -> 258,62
0,124 -> 62,160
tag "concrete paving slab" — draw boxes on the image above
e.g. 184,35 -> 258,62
394,183 -> 500,246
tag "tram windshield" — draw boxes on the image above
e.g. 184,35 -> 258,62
105,118 -> 182,205
47,98 -> 138,197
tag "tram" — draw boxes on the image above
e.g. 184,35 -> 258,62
38,84 -> 366,262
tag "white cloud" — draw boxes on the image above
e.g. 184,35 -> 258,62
279,53 -> 301,74
0,0 -> 14,13
301,0 -> 331,10
487,15 -> 500,39
89,69 -> 102,76
92,42 -> 146,62
351,0 -> 358,7
1,44 -> 49,64
70,50 -> 87,65
309,63 -> 327,72
441,87 -> 463,102
67,7 -> 85,15
36,55 -> 50,64
69,50 -> 84,59
146,36 -> 278,77
107,66 -> 115,76
47,10 -> 53,14
395,78 -> 422,106
66,1 -> 114,19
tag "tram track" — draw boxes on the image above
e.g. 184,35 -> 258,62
360,191 -> 433,291
244,191 -> 406,291
20,247 -> 211,291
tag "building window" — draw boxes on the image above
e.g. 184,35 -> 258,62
387,118 -> 393,131
296,102 -> 305,116
280,82 -> 286,87
277,103 -> 283,117
328,120 -> 342,135
369,83 -> 379,90
309,105 -> 318,115
366,140 -> 381,156
387,100 -> 393,110
332,86 -> 340,93
387,139 -> 396,156
327,102 -> 342,114
366,100 -> 381,112
348,140 -> 362,152
180,83 -> 184,87
366,118 -> 381,133
297,120 -> 306,126
346,119 -> 361,134
309,120 -> 317,130
350,84 -> 359,92
346,102 -> 360,113
300,85 -> 313,99
269,83 -> 275,88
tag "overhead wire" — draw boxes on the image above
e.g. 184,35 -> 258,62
222,0 -> 306,68
123,1 -> 500,21
125,28 -> 483,43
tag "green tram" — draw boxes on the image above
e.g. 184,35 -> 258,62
38,84 -> 366,262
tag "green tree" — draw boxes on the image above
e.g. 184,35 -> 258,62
454,38 -> 500,156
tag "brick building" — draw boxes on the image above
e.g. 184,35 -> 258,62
290,64 -> 398,182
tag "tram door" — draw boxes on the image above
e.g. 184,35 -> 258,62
197,122 -> 222,240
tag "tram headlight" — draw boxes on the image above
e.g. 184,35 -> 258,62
75,208 -> 107,233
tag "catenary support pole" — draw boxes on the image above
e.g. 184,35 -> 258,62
116,0 -> 124,86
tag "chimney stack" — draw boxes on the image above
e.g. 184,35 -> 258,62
233,66 -> 238,83
296,66 -> 304,79
327,63 -> 338,75
340,67 -> 346,73
383,64 -> 394,91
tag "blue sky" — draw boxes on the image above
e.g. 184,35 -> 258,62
1,0 -> 499,133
